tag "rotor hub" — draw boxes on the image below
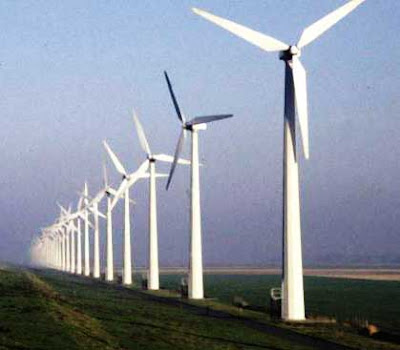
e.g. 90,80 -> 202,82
279,45 -> 301,61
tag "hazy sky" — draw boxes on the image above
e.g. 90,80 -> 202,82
1,0 -> 399,267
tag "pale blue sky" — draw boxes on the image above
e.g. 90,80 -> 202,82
0,1 -> 399,267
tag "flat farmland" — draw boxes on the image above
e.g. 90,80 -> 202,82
159,272 -> 400,331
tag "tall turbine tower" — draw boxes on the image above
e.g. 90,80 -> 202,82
193,0 -> 366,320
132,110 -> 189,290
76,196 -> 84,275
83,183 -> 91,277
164,71 -> 233,299
88,191 -> 106,279
102,164 -> 118,282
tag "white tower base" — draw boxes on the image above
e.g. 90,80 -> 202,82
106,196 -> 114,282
148,161 -> 159,290
123,189 -> 132,285
281,61 -> 305,321
189,126 -> 204,300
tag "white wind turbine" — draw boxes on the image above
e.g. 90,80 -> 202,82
75,196 -> 84,275
101,164 -> 119,282
164,71 -> 233,299
132,110 -> 189,290
104,141 -> 150,285
193,0 -> 366,320
58,204 -> 72,273
57,204 -> 80,274
83,183 -> 92,277
86,188 -> 107,279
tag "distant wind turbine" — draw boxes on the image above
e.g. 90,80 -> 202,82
164,71 -> 233,299
104,141 -> 149,285
132,110 -> 188,290
102,163 -> 118,282
86,189 -> 107,279
192,0 -> 366,320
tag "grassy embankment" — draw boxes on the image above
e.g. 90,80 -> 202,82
0,266 -> 399,350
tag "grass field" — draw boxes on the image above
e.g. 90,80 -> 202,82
1,266 -> 399,350
159,274 -> 400,331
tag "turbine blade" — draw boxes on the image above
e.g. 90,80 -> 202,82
107,187 -> 117,196
297,0 -> 365,48
57,203 -> 67,215
103,162 -> 108,188
126,160 -> 150,187
164,71 -> 185,124
97,211 -> 107,219
111,178 -> 129,210
103,140 -> 127,176
192,7 -> 289,52
166,129 -> 186,190
87,220 -> 94,230
187,114 -> 233,126
155,173 -> 169,178
292,57 -> 309,159
77,197 -> 83,210
92,190 -> 105,204
153,153 -> 190,165
84,182 -> 88,197
132,109 -> 151,156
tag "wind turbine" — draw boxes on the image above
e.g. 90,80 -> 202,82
164,71 -> 233,299
58,204 -> 72,273
83,183 -> 91,277
75,196 -> 84,275
192,0 -> 366,320
132,110 -> 189,290
104,141 -> 149,285
102,163 -> 118,282
86,189 -> 107,279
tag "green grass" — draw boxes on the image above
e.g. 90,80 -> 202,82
0,267 -> 316,350
1,267 -> 399,350
0,268 -> 118,349
159,274 -> 400,331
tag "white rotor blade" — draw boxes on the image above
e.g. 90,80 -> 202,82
192,7 -> 289,52
297,0 -> 365,48
57,203 -> 68,215
107,187 -> 117,197
126,160 -> 150,187
84,182 -> 88,198
155,173 -> 168,178
97,211 -> 106,219
187,114 -> 233,126
87,220 -> 94,229
292,57 -> 309,159
110,178 -> 129,210
103,162 -> 108,188
77,197 -> 83,210
132,109 -> 151,156
153,154 -> 190,165
103,140 -> 127,176
166,129 -> 186,190
91,190 -> 105,205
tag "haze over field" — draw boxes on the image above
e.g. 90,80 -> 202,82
0,1 -> 399,267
